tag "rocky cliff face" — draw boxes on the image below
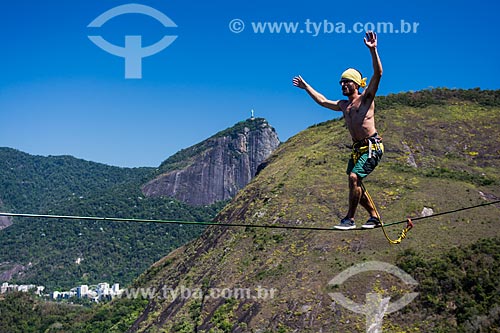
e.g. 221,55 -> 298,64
141,118 -> 280,205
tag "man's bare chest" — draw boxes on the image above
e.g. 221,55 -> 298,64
344,103 -> 365,121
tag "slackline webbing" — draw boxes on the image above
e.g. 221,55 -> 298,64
0,199 -> 498,232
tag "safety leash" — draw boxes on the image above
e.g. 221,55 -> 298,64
360,181 -> 413,244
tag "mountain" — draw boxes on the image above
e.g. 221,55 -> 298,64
0,118 -> 279,290
142,118 -> 280,205
113,88 -> 498,332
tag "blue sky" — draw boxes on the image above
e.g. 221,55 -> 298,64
0,0 -> 498,167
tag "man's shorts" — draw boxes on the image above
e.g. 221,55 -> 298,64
346,147 -> 383,179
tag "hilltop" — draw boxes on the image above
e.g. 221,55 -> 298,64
122,88 -> 500,332
143,118 -> 280,205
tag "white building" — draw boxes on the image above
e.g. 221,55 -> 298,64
112,283 -> 122,298
51,291 -> 61,299
1,282 -> 44,295
97,283 -> 110,298
77,285 -> 89,298
35,286 -> 45,296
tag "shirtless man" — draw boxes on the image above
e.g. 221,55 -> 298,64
292,31 -> 383,230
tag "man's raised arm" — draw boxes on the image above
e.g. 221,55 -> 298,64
293,75 -> 341,111
363,31 -> 383,101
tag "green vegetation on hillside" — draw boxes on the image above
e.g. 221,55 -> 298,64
0,148 -> 153,213
0,292 -> 90,333
0,198 -> 226,289
0,291 -> 148,333
0,148 -> 226,289
376,87 -> 500,110
397,238 -> 500,332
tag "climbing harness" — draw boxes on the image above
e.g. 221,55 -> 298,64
351,134 -> 384,164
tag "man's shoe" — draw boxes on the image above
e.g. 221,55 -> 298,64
362,216 -> 382,229
334,217 -> 356,230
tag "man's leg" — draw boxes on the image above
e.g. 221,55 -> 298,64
346,172 -> 363,219
349,151 -> 381,219
334,160 -> 359,230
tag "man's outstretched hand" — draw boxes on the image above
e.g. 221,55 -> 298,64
292,75 -> 307,89
364,31 -> 377,49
